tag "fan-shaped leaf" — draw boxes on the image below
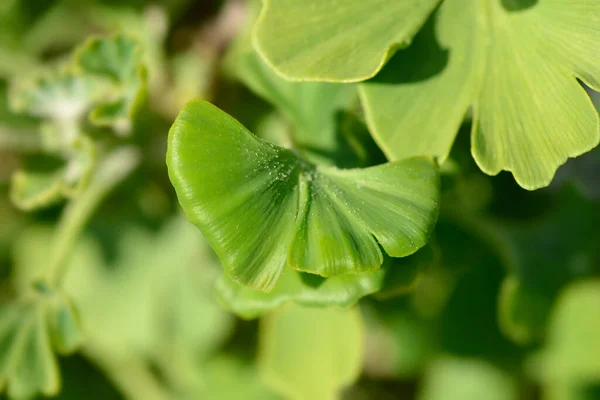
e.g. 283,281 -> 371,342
216,248 -> 430,319
0,288 -> 82,400
361,0 -> 600,189
10,136 -> 96,210
254,0 -> 440,82
10,71 -> 106,127
167,100 -> 440,291
225,4 -> 358,167
73,34 -> 146,130
256,0 -> 600,189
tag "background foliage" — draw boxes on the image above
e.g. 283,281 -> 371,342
0,0 -> 599,399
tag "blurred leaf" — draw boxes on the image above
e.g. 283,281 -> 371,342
73,34 -> 147,132
198,355 -> 280,399
10,70 -> 107,127
10,136 -> 96,210
167,101 -> 440,291
532,280 -> 600,400
417,357 -> 517,400
254,0 -> 439,81
259,305 -> 363,400
60,216 -> 233,396
0,287 -> 82,400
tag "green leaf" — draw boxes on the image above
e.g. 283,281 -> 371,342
360,1 -> 484,167
46,293 -> 83,355
225,3 -> 361,167
254,0 -> 440,82
532,280 -> 600,398
216,268 -> 383,320
418,357 -> 517,400
10,71 -> 106,126
73,34 -> 147,131
258,304 -> 363,400
167,100 -> 440,291
361,0 -> 600,189
61,216 -> 233,367
0,288 -> 83,400
216,244 -> 434,319
199,356 -> 280,399
10,136 -> 96,210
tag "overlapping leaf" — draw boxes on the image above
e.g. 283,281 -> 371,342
224,2 -> 366,168
254,0 -> 439,82
167,100 -> 440,291
259,304 -> 363,400
256,0 -> 600,189
216,249 -> 431,319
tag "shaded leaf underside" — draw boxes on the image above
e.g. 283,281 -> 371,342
167,101 -> 439,291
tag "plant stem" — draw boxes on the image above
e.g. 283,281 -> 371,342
45,146 -> 141,285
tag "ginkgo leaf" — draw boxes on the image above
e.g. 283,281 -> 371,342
216,269 -> 383,320
256,0 -> 600,189
0,288 -> 83,399
10,70 -> 108,129
216,244 -> 434,319
254,0 -> 440,82
73,34 -> 147,130
224,2 -> 360,167
258,304 -> 363,400
167,100 -> 440,291
360,1 -> 484,168
361,0 -> 600,190
10,136 -> 96,210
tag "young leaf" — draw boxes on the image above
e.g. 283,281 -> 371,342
0,289 -> 83,400
10,71 -> 107,128
167,100 -> 440,291
254,0 -> 440,82
259,305 -> 363,400
361,0 -> 600,189
10,136 -> 96,210
73,34 -> 147,131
